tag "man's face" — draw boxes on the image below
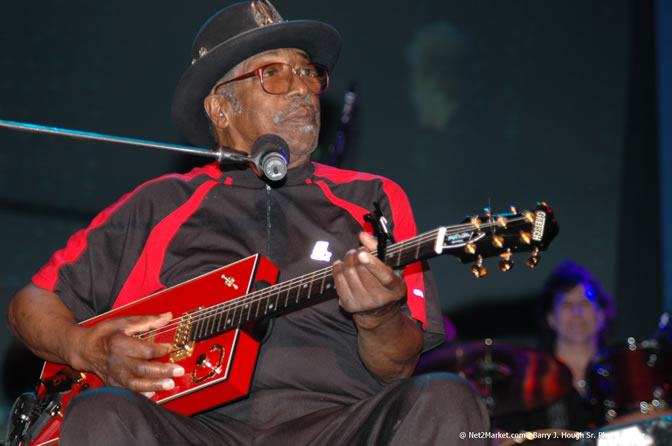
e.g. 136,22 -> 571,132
208,48 -> 321,168
547,283 -> 605,345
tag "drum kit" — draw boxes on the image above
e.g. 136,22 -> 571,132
415,327 -> 672,443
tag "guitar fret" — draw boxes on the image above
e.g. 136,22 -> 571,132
206,311 -> 215,337
415,239 -> 421,262
265,293 -> 273,314
254,296 -> 262,318
219,302 -> 231,330
223,307 -> 233,328
232,303 -> 241,326
196,317 -> 204,340
274,287 -> 281,312
306,277 -> 313,302
202,315 -> 209,339
213,308 -> 222,334
224,305 -> 234,329
244,301 -> 252,324
284,285 -> 292,308
199,316 -> 210,337
233,301 -> 242,326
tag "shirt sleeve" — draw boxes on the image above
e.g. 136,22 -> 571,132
377,179 -> 446,352
31,177 -> 193,321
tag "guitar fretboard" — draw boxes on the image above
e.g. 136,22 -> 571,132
188,227 -> 445,342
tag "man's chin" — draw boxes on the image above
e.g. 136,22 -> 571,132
279,131 -> 318,159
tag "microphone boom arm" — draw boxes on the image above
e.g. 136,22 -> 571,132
0,119 -> 223,161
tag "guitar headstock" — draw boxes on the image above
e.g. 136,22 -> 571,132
436,202 -> 559,278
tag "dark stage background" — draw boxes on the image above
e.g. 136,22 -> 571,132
0,0 -> 662,434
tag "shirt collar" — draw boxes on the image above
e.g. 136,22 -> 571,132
218,161 -> 315,187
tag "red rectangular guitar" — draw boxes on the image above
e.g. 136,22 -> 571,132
8,203 -> 558,446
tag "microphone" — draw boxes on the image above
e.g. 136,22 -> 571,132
250,134 -> 290,182
216,134 -> 290,182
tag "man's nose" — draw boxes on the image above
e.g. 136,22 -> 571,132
287,69 -> 310,96
571,303 -> 585,314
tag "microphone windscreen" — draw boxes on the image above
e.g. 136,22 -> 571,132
251,134 -> 290,159
251,134 -> 290,182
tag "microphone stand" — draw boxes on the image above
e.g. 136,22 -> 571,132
0,119 -> 225,161
0,118 -> 290,183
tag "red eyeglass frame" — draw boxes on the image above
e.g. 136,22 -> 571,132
213,62 -> 330,96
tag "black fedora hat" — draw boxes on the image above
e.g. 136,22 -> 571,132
171,1 -> 342,149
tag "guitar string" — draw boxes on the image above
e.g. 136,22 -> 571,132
140,225 -> 451,340
142,215 -> 532,340
139,227 -> 443,340
141,215 -> 532,340
142,214 -> 531,341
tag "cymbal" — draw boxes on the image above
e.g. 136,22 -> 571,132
415,340 -> 573,416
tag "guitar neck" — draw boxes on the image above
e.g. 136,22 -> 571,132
186,202 -> 558,343
188,228 -> 444,342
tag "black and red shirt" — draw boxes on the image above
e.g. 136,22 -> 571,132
33,161 -> 445,417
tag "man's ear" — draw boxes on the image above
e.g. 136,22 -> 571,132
204,94 -> 230,129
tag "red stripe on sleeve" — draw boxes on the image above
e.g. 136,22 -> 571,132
313,163 -> 428,327
32,164 -> 221,292
112,180 -> 220,309
312,180 -> 374,234
379,179 -> 428,328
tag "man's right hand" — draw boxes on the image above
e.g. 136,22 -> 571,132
69,313 -> 185,394
8,284 -> 184,396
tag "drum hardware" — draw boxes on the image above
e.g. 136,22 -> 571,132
414,339 -> 573,416
586,338 -> 672,423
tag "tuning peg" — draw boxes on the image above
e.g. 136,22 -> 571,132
510,205 -> 518,214
498,249 -> 514,271
526,247 -> 540,268
498,259 -> 514,272
520,231 -> 532,244
465,242 -> 477,255
492,235 -> 504,249
472,264 -> 487,278
496,216 -> 508,228
471,255 -> 487,278
470,215 -> 481,229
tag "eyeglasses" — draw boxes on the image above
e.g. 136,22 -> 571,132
214,62 -> 330,96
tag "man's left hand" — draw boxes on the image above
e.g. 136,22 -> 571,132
333,232 -> 407,316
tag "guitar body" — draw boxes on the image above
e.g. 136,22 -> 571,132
29,254 -> 279,446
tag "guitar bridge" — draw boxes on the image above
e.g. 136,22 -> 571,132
170,307 -> 203,363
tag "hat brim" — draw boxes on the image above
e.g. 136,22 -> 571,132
171,20 -> 342,149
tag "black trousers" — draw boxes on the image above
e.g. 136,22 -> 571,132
60,373 -> 489,445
